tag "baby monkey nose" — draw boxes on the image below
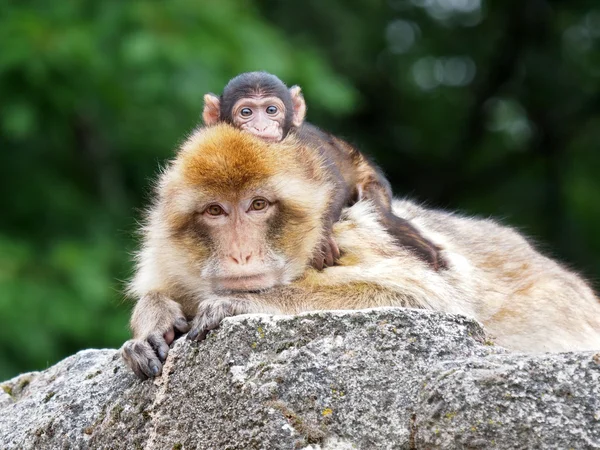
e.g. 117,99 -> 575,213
253,124 -> 269,132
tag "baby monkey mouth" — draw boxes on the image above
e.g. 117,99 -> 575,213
254,131 -> 282,142
213,273 -> 278,293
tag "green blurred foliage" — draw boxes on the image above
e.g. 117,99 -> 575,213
1,0 -> 599,379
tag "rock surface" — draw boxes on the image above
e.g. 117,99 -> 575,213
0,307 -> 599,449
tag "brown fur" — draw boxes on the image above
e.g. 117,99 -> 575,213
122,124 -> 600,379
178,125 -> 278,191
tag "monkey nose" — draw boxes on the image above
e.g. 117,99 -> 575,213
229,252 -> 252,265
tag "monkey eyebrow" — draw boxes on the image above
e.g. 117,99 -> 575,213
236,96 -> 285,106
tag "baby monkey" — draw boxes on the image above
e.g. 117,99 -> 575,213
203,72 -> 446,270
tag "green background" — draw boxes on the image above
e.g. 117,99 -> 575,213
1,0 -> 599,380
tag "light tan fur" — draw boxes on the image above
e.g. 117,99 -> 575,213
129,124 -> 334,301
123,124 -> 600,378
236,200 -> 600,352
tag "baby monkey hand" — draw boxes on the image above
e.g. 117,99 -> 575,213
311,230 -> 341,270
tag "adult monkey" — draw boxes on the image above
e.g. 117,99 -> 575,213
122,124 -> 600,380
202,72 -> 446,271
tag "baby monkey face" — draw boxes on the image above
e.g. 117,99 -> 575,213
231,96 -> 287,142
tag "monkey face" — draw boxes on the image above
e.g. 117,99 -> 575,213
202,72 -> 307,140
193,193 -> 287,292
231,96 -> 287,142
155,124 -> 332,295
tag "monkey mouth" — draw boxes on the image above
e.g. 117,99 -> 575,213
256,132 -> 282,142
213,273 -> 278,292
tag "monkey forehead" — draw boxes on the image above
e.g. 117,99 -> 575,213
232,96 -> 286,110
175,124 -> 288,192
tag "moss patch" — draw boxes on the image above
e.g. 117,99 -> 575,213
1,385 -> 13,396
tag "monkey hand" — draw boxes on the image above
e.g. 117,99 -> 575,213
121,316 -> 190,380
311,231 -> 341,270
187,298 -> 249,342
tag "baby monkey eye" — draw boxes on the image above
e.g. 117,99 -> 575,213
240,108 -> 253,117
205,204 -> 224,216
266,105 -> 278,115
250,198 -> 268,211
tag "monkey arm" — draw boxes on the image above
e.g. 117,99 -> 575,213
299,124 -> 446,271
311,185 -> 345,269
244,282 -> 415,313
357,165 -> 447,271
380,213 -> 447,271
310,160 -> 352,269
186,273 -> 429,342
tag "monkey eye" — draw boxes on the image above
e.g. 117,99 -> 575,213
250,198 -> 269,211
240,108 -> 253,117
266,105 -> 278,115
205,204 -> 224,216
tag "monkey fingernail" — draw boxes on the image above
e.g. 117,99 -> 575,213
150,364 -> 160,376
157,348 -> 168,362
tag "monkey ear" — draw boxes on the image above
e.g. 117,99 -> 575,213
290,85 -> 306,127
202,93 -> 221,125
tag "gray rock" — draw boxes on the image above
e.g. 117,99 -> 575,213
0,307 -> 598,449
414,353 -> 600,449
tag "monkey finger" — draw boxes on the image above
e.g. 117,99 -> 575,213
187,320 -> 212,341
148,333 -> 170,362
186,327 -> 200,341
324,244 -> 334,268
329,237 -> 341,262
187,326 -> 209,342
187,325 -> 206,341
174,317 -> 191,333
311,254 -> 324,271
187,320 -> 218,342
122,340 -> 163,380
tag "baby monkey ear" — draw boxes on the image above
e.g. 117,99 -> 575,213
202,93 -> 221,125
289,85 -> 306,128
